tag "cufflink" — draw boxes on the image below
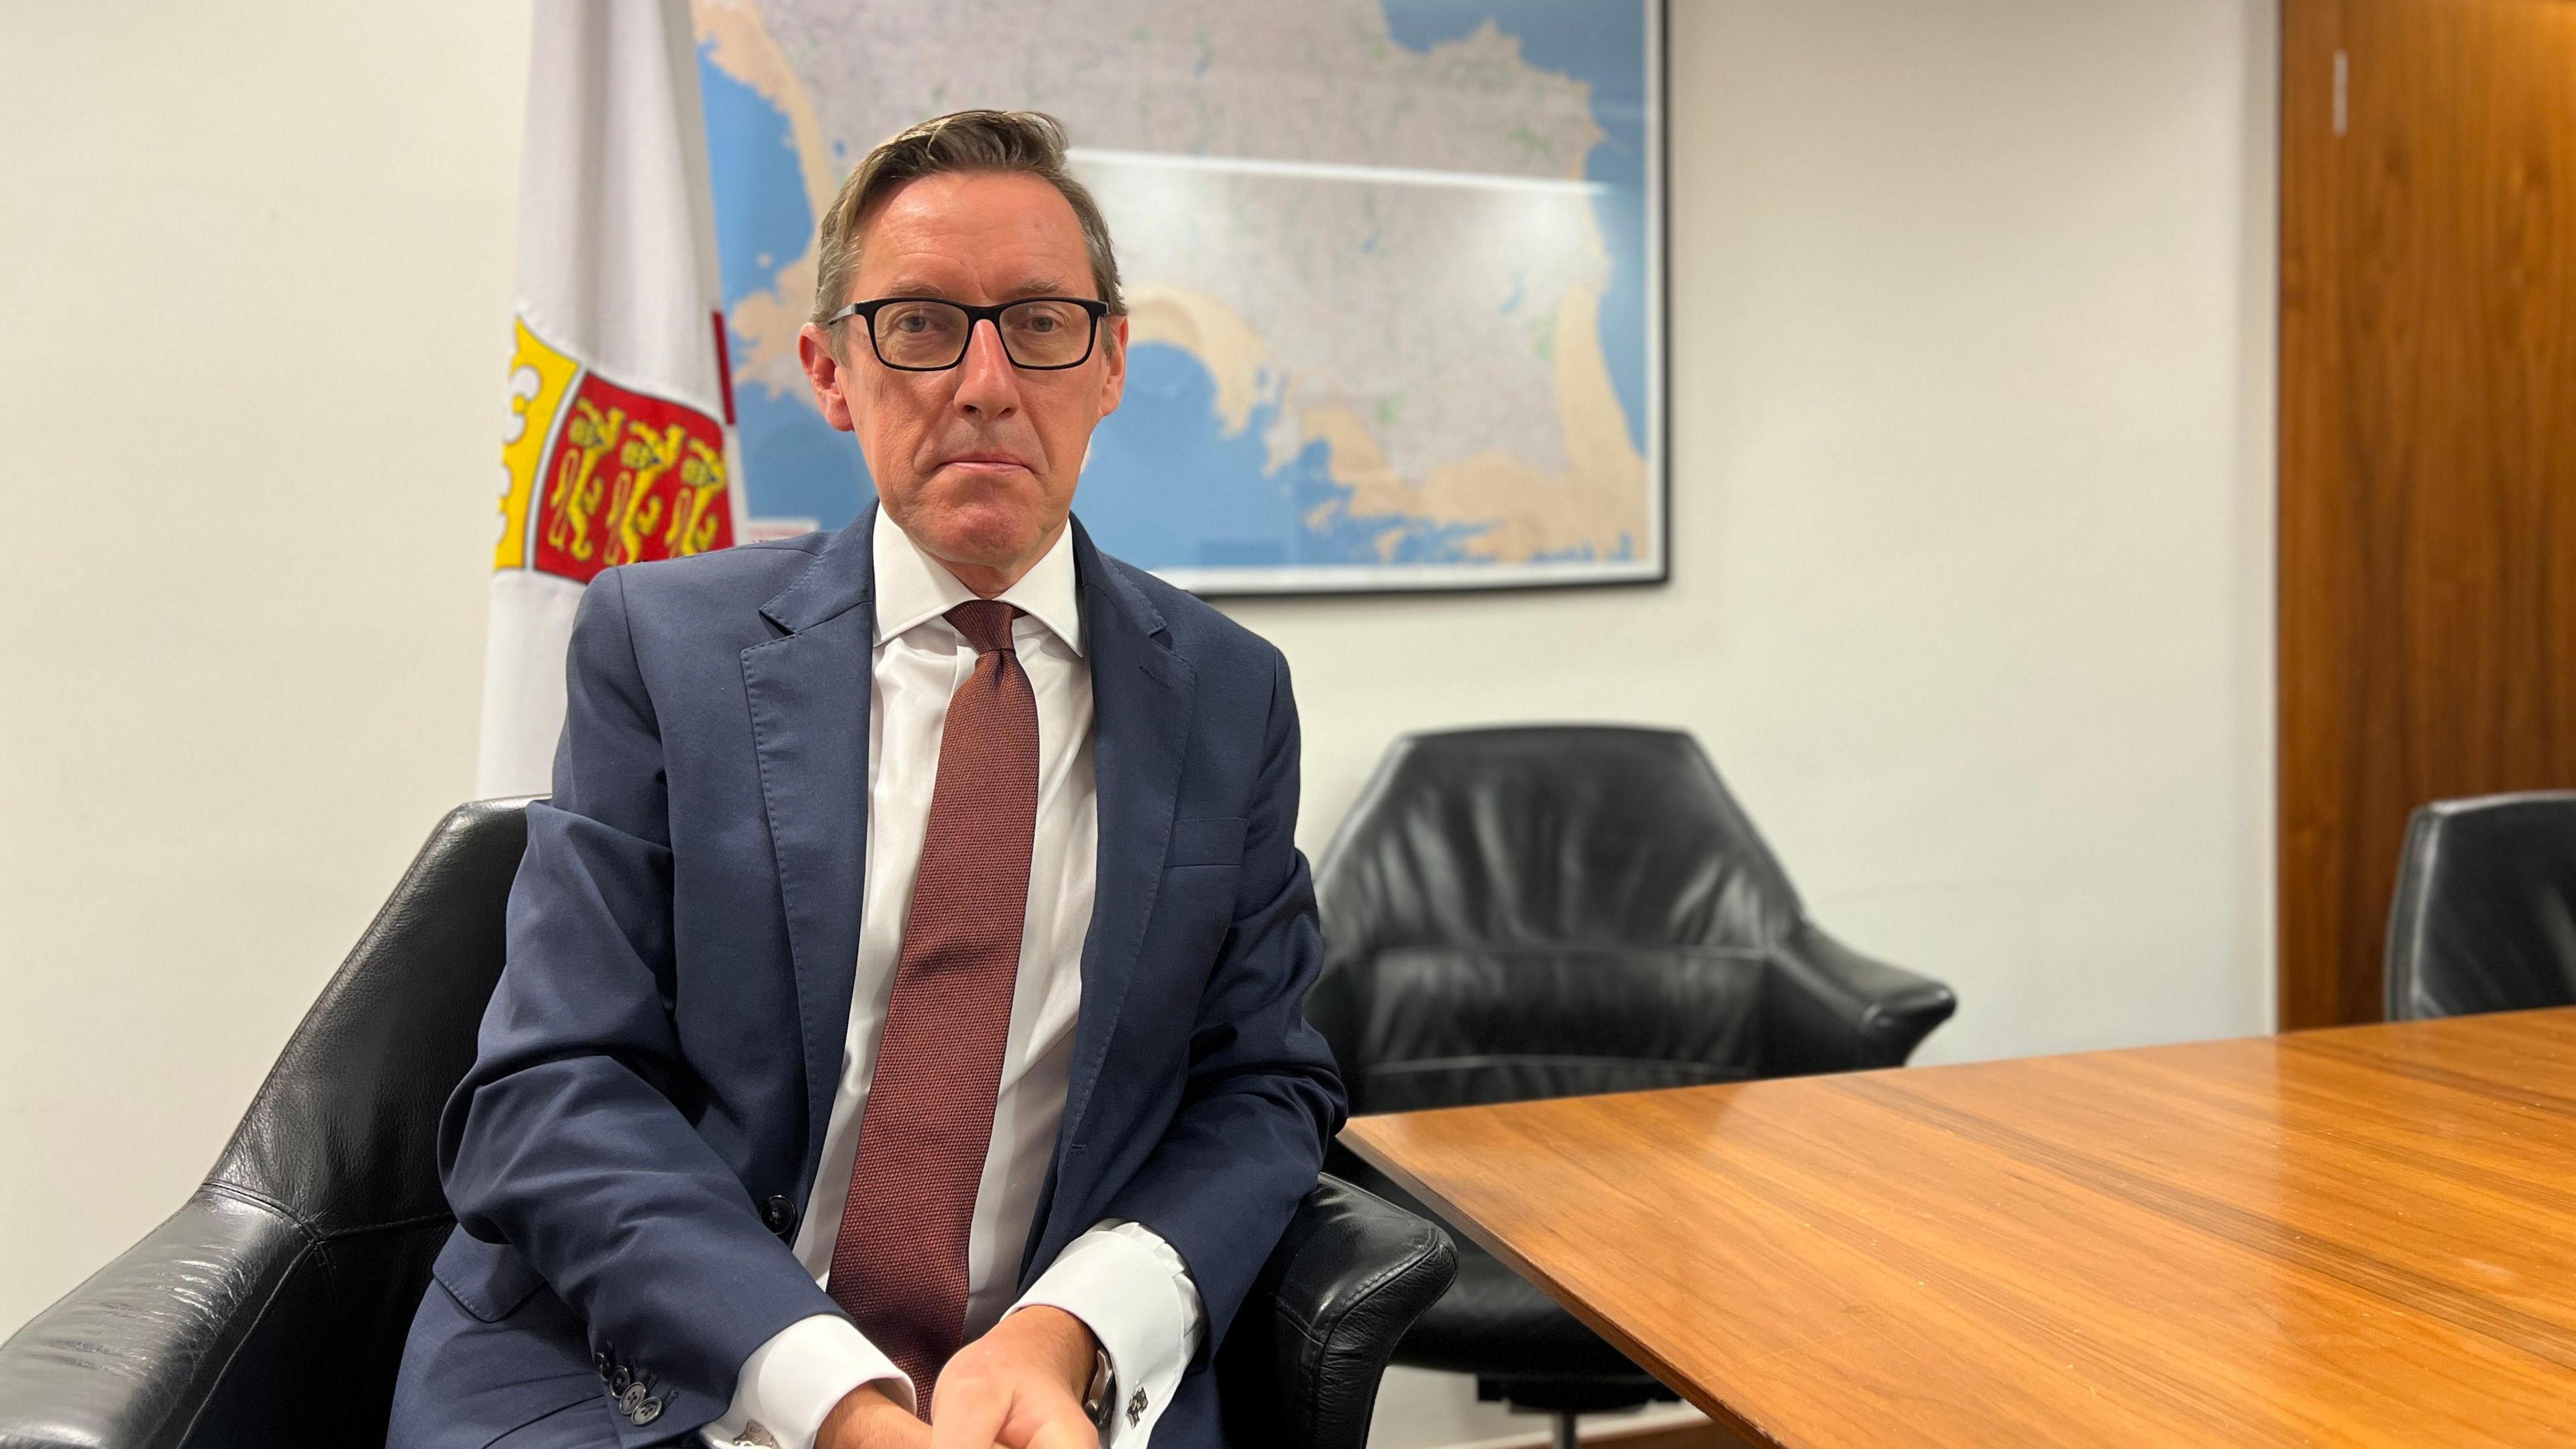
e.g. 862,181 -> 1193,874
1127,1387 -> 1148,1427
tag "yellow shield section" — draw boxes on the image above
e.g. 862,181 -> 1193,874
496,318 -> 582,572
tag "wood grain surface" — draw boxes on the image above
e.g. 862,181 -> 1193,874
2278,0 -> 2576,1028
1345,1010 -> 2576,1448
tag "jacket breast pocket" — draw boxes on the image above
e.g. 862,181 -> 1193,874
1166,816 -> 1248,869
431,1229 -> 549,1324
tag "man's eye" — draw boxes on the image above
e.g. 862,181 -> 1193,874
894,313 -> 928,333
1024,314 -> 1059,333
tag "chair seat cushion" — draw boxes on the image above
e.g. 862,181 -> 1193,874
1348,944 -> 1768,1114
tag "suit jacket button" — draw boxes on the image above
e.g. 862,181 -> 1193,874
633,1396 -> 663,1426
618,1383 -> 647,1415
761,1195 -> 798,1238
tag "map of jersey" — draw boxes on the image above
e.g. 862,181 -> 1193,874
693,0 -> 1662,592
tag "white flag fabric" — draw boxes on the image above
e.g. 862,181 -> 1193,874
478,0 -> 741,798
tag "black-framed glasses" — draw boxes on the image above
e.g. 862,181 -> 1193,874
825,295 -> 1110,372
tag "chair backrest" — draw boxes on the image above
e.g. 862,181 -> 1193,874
2385,791 -> 2576,1020
1309,726 -> 1804,1114
203,797 -> 529,1438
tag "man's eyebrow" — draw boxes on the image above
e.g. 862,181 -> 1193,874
875,276 -> 1081,301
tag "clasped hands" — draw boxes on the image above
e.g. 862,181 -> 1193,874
820,1305 -> 1102,1449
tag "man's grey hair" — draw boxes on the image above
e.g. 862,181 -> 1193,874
810,109 -> 1126,355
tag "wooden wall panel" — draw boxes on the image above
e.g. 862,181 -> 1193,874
2279,0 -> 2576,1027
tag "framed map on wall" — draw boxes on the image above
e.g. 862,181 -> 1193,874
694,0 -> 1666,594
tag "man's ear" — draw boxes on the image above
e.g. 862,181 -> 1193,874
798,322 -> 859,432
1095,313 -> 1128,420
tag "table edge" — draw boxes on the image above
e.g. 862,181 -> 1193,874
1341,1118 -> 1789,1449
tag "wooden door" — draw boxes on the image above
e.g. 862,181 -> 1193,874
2279,0 -> 2576,1028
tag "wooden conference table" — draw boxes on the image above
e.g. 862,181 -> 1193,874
1342,1008 -> 2576,1448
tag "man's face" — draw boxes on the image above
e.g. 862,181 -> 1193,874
798,169 -> 1127,588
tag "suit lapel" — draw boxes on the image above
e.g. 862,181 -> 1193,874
1021,521 -> 1197,1275
741,512 -> 878,1181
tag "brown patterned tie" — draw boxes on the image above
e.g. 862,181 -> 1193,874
829,598 -> 1038,1408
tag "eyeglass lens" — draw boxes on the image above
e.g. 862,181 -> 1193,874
873,299 -> 1096,370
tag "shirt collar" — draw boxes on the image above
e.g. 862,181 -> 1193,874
871,505 -> 1084,656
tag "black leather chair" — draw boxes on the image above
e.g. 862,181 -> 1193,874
0,798 -> 1454,1449
1307,727 -> 1956,1447
2385,790 -> 2576,1021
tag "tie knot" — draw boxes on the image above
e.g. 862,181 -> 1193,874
945,599 -> 1020,655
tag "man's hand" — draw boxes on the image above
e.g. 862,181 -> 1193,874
928,1305 -> 1102,1449
819,1381 -> 933,1449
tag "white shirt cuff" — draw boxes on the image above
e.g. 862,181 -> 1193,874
698,1313 -> 913,1449
1011,1220 -> 1204,1446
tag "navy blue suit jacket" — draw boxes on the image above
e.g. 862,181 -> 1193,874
389,513 -> 1345,1448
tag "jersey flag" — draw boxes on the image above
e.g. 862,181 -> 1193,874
478,0 -> 743,798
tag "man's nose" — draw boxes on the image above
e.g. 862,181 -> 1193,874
952,318 -> 1020,417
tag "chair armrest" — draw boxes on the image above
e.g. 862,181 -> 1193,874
0,1187 -> 317,1449
1766,923 -> 1957,1074
1216,1175 -> 1457,1449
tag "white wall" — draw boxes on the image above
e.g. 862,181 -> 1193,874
0,1 -> 530,1324
0,7 -> 2277,1444
1251,0 -> 2282,1066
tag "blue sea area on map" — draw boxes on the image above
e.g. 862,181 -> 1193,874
698,42 -> 873,531
1079,345 -> 1489,570
1383,0 -> 1652,457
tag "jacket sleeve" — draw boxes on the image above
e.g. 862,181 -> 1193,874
439,568 -> 841,1440
1101,647 -> 1350,1373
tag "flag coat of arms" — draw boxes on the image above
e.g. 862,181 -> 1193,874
480,0 -> 743,798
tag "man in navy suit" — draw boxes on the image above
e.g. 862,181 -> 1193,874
389,110 -> 1344,1449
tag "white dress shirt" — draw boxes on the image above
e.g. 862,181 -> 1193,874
703,511 -> 1202,1448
